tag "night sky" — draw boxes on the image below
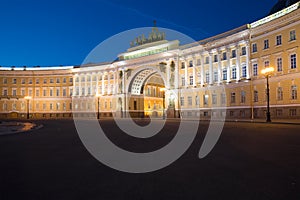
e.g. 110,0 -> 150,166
0,0 -> 277,66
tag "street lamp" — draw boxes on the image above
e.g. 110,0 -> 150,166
24,96 -> 32,119
160,88 -> 166,119
96,94 -> 101,119
261,67 -> 274,123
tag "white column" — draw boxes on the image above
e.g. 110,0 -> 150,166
89,73 -> 92,95
192,58 -> 196,87
246,43 -> 250,79
226,48 -> 231,82
166,61 -> 170,89
102,73 -> 105,95
236,45 -> 240,81
184,60 -> 188,87
209,52 -> 213,85
96,73 -> 99,94
108,72 -> 111,94
200,54 -> 204,86
113,70 -> 116,94
217,51 -> 222,84
174,59 -> 179,89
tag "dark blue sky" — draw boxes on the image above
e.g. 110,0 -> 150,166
0,0 -> 277,66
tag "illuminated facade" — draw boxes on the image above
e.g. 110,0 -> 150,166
1,2 -> 300,119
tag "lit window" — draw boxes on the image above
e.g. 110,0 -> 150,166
230,92 -> 236,104
189,76 -> 193,85
242,65 -> 247,78
290,30 -> 296,41
241,91 -> 246,103
188,96 -> 192,106
291,85 -> 297,100
290,54 -> 297,69
276,35 -> 282,45
252,43 -> 257,53
212,94 -> 217,105
203,95 -> 208,105
241,47 -> 246,55
264,39 -> 269,49
232,68 -> 237,79
277,58 -> 282,72
223,69 -> 227,80
277,87 -> 283,101
253,64 -> 258,76
254,90 -> 258,102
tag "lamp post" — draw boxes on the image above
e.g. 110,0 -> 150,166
160,88 -> 166,119
24,96 -> 32,119
261,67 -> 274,123
96,94 -> 101,119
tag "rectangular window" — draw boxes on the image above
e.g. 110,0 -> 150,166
253,64 -> 258,76
63,103 -> 66,110
36,78 -> 39,84
56,78 -> 60,83
212,94 -> 217,105
291,85 -> 297,100
254,90 -> 258,102
12,78 -> 17,84
231,49 -> 236,58
63,88 -> 66,97
181,62 -> 185,69
230,92 -> 236,104
223,69 -> 227,80
264,39 -> 269,49
196,59 -> 201,66
277,58 -> 282,72
205,72 -> 209,83
21,89 -> 25,96
241,91 -> 246,103
28,79 -> 32,84
35,89 -> 39,97
180,97 -> 184,106
276,109 -> 283,117
213,71 -> 218,82
264,60 -> 269,68
241,47 -> 246,55
205,57 -> 209,64
214,55 -> 218,62
43,103 -> 46,110
289,109 -> 297,116
291,54 -> 297,69
50,79 -> 54,83
203,95 -> 208,105
232,68 -> 237,79
181,77 -> 185,86
252,43 -> 257,53
3,78 -> 7,84
21,79 -> 25,84
56,88 -> 60,96
189,76 -> 193,85
12,89 -> 17,96
195,95 -> 199,106
44,79 -> 47,84
188,96 -> 192,106
50,89 -> 53,97
222,52 -> 227,60
70,77 -> 73,83
221,93 -> 226,104
276,35 -> 282,45
43,89 -> 47,97
290,30 -> 296,41
63,78 -> 66,83
189,60 -> 193,67
56,103 -> 60,110
242,65 -> 247,78
277,87 -> 283,101
50,103 -> 53,110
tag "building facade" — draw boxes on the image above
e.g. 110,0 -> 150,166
1,2 -> 300,119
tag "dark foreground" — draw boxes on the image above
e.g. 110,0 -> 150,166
0,119 -> 299,200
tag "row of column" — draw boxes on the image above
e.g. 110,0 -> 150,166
75,70 -> 118,96
180,44 -> 250,88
